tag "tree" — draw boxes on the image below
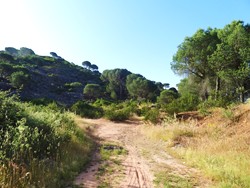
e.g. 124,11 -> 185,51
126,74 -> 159,101
50,52 -> 63,60
171,28 -> 220,99
82,61 -> 91,69
90,64 -> 98,71
0,53 -> 14,62
172,28 -> 219,79
19,47 -> 35,56
5,47 -> 19,56
172,20 -> 250,103
83,84 -> 102,100
50,52 -> 58,58
157,89 -> 179,107
101,69 -> 131,100
0,63 -> 13,78
209,21 -> 250,101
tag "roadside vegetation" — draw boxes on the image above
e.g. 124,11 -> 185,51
141,103 -> 250,187
0,91 -> 93,188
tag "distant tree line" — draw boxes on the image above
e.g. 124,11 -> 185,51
84,68 -> 171,102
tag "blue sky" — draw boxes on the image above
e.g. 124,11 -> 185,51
0,0 -> 249,87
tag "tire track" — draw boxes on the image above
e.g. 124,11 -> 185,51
73,118 -> 154,188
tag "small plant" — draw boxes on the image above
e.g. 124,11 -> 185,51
223,107 -> 235,120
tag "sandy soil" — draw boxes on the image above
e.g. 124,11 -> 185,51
73,118 -> 211,188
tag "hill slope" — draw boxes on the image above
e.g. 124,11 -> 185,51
0,48 -> 101,105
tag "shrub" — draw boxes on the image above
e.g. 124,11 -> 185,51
65,82 -> 82,92
144,108 -> 161,124
10,71 -> 29,88
71,100 -> 103,119
104,108 -> 130,121
93,98 -> 112,107
165,93 -> 200,114
83,83 -> 102,100
0,91 -> 93,187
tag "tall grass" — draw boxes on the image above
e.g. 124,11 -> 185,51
140,107 -> 250,187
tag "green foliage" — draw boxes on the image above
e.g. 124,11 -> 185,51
126,73 -> 159,101
101,69 -> 131,100
30,97 -> 56,106
64,82 -> 83,92
144,108 -> 161,124
5,47 -> 19,56
0,92 -> 22,129
157,89 -> 179,107
165,93 -> 200,114
66,82 -> 82,88
0,91 -> 94,187
10,71 -> 29,88
154,171 -> 194,188
19,47 -> 35,56
172,20 -> 250,104
83,83 -> 102,100
71,100 -> 103,119
0,62 -> 14,78
5,47 -> 35,57
102,100 -> 137,121
104,108 -> 130,121
93,98 -> 112,107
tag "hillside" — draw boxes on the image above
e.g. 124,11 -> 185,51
0,48 -> 101,105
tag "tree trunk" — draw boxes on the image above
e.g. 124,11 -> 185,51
215,77 -> 221,100
240,91 -> 244,103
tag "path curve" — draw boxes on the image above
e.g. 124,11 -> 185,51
74,118 -> 154,188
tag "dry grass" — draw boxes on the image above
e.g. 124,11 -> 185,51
141,104 -> 250,187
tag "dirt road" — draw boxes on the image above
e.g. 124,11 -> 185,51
73,118 -> 211,188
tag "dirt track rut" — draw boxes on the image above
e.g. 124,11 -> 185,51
73,118 -> 212,188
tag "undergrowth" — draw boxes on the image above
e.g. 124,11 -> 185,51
0,91 -> 93,187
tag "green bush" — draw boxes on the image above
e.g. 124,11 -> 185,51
71,100 -> 103,119
93,98 -> 112,107
102,100 -> 139,121
65,82 -> 82,92
144,108 -> 161,124
105,107 -> 130,121
10,71 -> 29,88
0,91 -> 93,187
30,98 -> 56,106
165,93 -> 200,114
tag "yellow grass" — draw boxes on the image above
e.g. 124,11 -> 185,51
141,104 -> 250,187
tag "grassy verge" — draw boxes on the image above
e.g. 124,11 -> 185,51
0,92 -> 94,187
154,170 -> 194,188
140,105 -> 250,187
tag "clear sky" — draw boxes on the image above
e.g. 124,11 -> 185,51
0,0 -> 249,87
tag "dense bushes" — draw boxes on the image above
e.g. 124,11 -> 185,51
104,105 -> 131,121
71,100 -> 103,119
71,99 -> 138,122
163,93 -> 200,115
0,91 -> 93,187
